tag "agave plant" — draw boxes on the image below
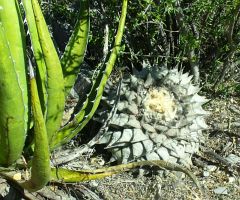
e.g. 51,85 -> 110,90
96,63 -> 209,167
0,0 -> 204,196
0,0 -> 130,192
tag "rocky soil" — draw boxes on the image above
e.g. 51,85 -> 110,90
0,94 -> 239,200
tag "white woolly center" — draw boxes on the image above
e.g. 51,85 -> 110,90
143,88 -> 177,121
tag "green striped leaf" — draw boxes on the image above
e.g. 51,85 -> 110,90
20,62 -> 50,192
31,0 -> 65,143
0,0 -> 29,166
22,0 -> 48,118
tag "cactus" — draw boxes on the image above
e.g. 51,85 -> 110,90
96,63 -> 208,166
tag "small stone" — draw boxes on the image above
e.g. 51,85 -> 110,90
90,180 -> 99,187
225,154 -> 240,165
213,187 -> 228,195
228,177 -> 235,183
203,171 -> 210,177
207,165 -> 217,172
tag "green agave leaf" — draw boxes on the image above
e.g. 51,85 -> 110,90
50,159 -> 203,195
50,0 -> 128,150
31,0 -> 65,143
61,0 -> 89,97
0,0 -> 29,166
50,168 -> 116,182
22,0 -> 48,118
20,62 -> 50,192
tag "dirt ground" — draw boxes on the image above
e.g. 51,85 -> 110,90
0,95 -> 239,200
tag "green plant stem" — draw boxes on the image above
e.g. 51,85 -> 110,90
20,63 -> 50,192
50,159 -> 204,196
50,0 -> 128,150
